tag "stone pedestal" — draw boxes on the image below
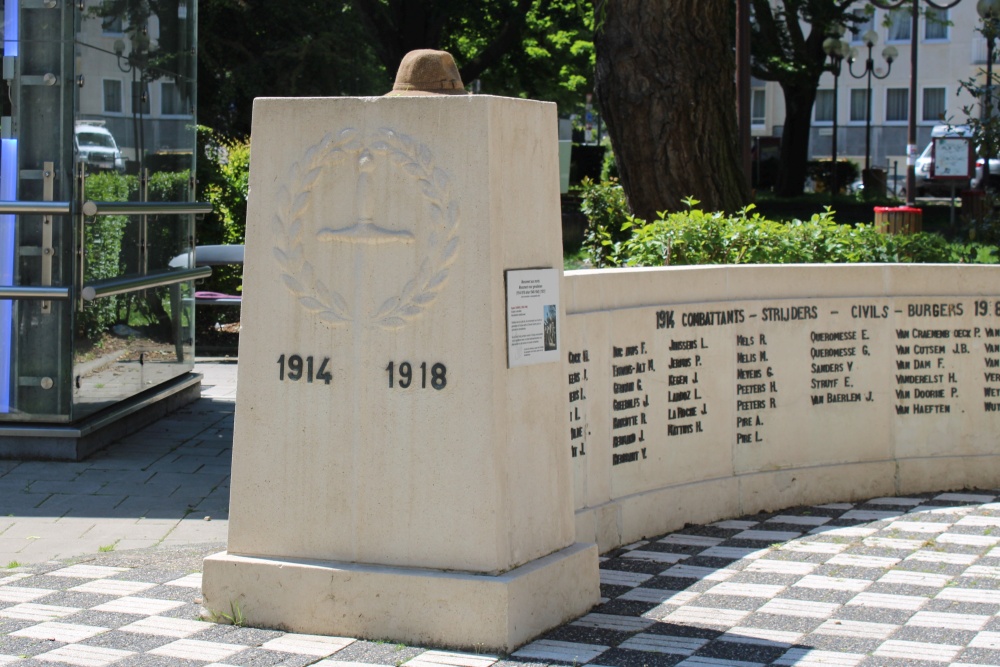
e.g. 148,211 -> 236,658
202,95 -> 598,651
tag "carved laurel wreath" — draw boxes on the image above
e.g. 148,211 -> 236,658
271,127 -> 460,329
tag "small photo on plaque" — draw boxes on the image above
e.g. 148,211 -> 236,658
544,305 -> 558,351
506,268 -> 560,367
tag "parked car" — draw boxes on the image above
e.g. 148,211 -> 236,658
74,121 -> 125,172
974,156 -> 1000,191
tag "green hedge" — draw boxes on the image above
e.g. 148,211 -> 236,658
77,172 -> 132,340
580,180 -> 998,268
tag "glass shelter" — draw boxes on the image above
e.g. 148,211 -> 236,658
1,0 -> 209,458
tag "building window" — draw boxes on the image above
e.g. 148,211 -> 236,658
886,88 -> 909,122
101,14 -> 123,34
851,12 -> 875,42
815,90 -> 834,123
102,79 -> 122,114
850,89 -> 869,122
160,82 -> 186,116
925,8 -> 948,40
887,9 -> 911,42
751,89 -> 766,126
922,87 -> 946,122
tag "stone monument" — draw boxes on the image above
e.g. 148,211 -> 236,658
202,50 -> 599,651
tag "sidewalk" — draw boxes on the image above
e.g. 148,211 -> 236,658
0,361 -> 236,566
4,363 -> 1000,665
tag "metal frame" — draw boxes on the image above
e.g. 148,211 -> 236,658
81,265 -> 211,301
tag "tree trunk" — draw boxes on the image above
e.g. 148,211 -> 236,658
775,82 -> 818,196
593,0 -> 749,219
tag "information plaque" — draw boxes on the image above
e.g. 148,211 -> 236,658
933,137 -> 973,179
506,268 -> 560,367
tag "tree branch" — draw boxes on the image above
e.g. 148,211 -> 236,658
459,0 -> 539,82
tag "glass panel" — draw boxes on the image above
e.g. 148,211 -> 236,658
71,0 -> 198,420
886,88 -> 908,122
923,87 -> 946,122
103,79 -> 123,113
850,89 -> 869,122
888,9 -> 911,42
751,89 -> 766,125
4,1 -> 76,420
102,13 -> 123,35
160,82 -> 187,115
815,90 -> 834,122
925,8 -> 948,40
0,0 -> 198,424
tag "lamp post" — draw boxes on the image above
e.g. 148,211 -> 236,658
847,30 -> 898,173
978,0 -> 1000,190
871,0 -> 964,206
823,30 -> 851,200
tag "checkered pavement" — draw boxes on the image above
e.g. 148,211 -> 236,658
7,492 -> 1000,666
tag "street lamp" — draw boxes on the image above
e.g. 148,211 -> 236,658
823,30 -> 851,199
978,0 -> 1000,190
847,30 -> 898,173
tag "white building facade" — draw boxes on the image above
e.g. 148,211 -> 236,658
754,2 -> 991,177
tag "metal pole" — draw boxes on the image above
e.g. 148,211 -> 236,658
984,25 -> 994,190
832,59 -> 841,202
905,2 -> 919,205
865,47 -> 874,172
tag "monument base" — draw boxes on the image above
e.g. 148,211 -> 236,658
202,542 -> 599,652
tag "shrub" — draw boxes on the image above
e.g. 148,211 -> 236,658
576,179 -> 997,268
806,159 -> 859,194
615,200 -> 991,267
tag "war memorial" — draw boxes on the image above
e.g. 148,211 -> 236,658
202,51 -> 1000,651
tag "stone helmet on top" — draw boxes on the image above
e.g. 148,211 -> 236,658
386,49 -> 468,97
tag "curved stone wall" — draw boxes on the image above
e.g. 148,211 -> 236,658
564,264 -> 1000,552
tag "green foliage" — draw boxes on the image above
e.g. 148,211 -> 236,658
579,177 -> 633,268
198,127 -> 250,302
806,159 -> 860,194
958,16 -> 1000,173
201,133 -> 250,247
962,191 -> 1000,255
78,172 -> 134,340
76,169 -> 196,342
618,205 -> 988,267
578,179 -> 996,269
446,0 -> 594,110
194,128 -> 250,326
147,170 -> 192,270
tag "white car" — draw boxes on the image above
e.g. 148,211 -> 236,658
74,122 -> 125,172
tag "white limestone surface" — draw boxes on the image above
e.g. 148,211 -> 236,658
203,95 -> 598,651
564,264 -> 1000,551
